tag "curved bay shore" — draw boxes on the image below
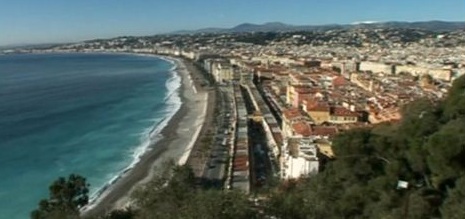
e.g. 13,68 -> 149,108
82,55 -> 211,217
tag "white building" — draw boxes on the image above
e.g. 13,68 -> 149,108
332,61 -> 357,78
212,60 -> 233,82
359,61 -> 394,74
396,65 -> 452,81
180,50 -> 196,60
204,59 -> 234,83
281,137 -> 319,179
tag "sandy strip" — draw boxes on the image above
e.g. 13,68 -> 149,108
81,56 -> 209,217
177,93 -> 208,165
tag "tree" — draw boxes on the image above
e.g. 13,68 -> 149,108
425,118 -> 465,188
100,208 -> 136,219
132,163 -> 255,219
31,174 -> 89,219
441,177 -> 465,218
443,74 -> 465,119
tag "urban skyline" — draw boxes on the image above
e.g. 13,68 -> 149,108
1,0 -> 464,46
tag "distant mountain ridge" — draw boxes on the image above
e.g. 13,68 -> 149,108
170,20 -> 465,34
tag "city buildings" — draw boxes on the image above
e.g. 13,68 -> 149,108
18,26 -> 465,181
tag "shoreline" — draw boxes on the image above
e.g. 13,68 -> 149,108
82,54 -> 209,217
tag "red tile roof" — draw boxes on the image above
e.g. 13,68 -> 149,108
300,94 -> 312,102
293,85 -> 320,95
292,121 -> 312,137
311,126 -> 338,137
282,108 -> 305,121
331,106 -> 359,117
306,101 -> 330,112
332,76 -> 348,87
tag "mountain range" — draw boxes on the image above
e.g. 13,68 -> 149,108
171,20 -> 465,34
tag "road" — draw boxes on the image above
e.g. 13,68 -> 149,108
202,85 -> 234,188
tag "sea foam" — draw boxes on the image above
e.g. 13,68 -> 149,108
82,56 -> 182,212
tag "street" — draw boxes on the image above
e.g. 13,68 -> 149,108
202,85 -> 234,188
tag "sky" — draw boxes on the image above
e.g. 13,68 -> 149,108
0,0 -> 464,46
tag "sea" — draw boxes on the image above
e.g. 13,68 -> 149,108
0,53 -> 181,219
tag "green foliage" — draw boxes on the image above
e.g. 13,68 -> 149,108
31,174 -> 89,219
100,208 -> 136,219
266,178 -> 340,219
425,118 -> 465,188
441,177 -> 465,218
131,163 -> 256,219
443,75 -> 465,119
33,162 -> 254,219
235,32 -> 279,45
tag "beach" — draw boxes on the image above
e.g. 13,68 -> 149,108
82,56 -> 209,217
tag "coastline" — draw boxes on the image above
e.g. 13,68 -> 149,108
82,54 -> 209,217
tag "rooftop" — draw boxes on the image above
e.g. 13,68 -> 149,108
291,121 -> 313,137
282,107 -> 306,121
331,106 -> 359,117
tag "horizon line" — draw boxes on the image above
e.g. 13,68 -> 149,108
1,19 -> 464,48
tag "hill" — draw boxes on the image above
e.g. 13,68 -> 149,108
170,20 -> 465,34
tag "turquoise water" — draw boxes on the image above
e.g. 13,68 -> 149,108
0,53 -> 180,219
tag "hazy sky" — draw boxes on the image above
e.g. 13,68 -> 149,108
0,0 -> 464,46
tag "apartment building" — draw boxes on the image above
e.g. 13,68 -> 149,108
281,137 -> 319,179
